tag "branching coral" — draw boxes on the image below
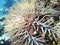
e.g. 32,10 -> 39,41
4,0 -> 60,45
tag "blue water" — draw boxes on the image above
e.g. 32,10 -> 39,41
0,0 -> 22,17
0,0 -> 15,17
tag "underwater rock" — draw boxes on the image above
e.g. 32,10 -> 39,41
0,17 -> 5,22
0,23 -> 4,36
0,39 -> 11,45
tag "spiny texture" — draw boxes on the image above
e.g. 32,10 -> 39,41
4,0 -> 60,45
4,0 -> 35,36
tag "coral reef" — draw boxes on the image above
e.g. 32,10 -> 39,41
4,0 -> 60,45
